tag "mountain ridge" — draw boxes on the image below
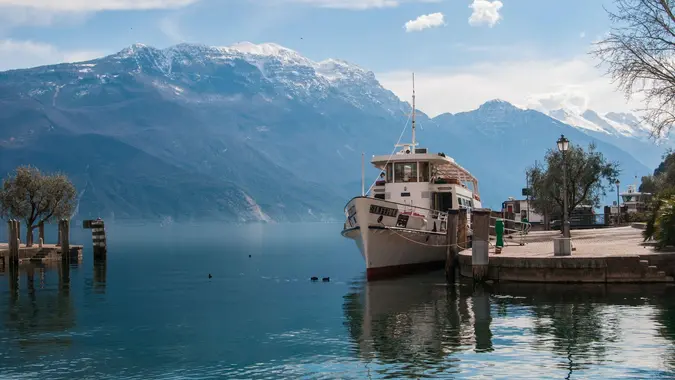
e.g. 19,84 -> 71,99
0,42 -> 657,221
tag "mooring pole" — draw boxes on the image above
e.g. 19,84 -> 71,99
445,210 -> 459,282
471,208 -> 491,283
60,219 -> 71,261
84,218 -> 107,261
7,220 -> 19,269
458,208 -> 468,249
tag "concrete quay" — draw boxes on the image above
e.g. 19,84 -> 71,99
0,243 -> 83,266
458,227 -> 675,283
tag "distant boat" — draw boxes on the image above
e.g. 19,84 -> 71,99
341,74 -> 481,281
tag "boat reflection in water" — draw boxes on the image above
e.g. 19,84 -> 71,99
342,273 -> 493,378
343,275 -> 675,378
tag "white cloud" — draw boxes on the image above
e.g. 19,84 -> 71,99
0,0 -> 200,11
404,12 -> 445,32
468,0 -> 503,27
159,15 -> 186,43
0,39 -> 104,71
286,0 -> 439,9
377,57 -> 645,117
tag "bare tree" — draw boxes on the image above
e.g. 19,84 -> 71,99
592,0 -> 675,137
0,166 -> 77,246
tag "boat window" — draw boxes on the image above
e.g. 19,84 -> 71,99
386,163 -> 393,183
394,162 -> 417,183
419,161 -> 430,182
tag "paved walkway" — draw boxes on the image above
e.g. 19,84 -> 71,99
470,227 -> 654,258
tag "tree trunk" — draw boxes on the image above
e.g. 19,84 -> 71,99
25,225 -> 34,247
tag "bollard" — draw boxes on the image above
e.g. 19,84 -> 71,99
495,218 -> 504,254
458,208 -> 468,249
471,208 -> 491,283
445,210 -> 459,283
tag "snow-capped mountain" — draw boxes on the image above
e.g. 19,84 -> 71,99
532,106 -> 666,168
0,42 -> 655,220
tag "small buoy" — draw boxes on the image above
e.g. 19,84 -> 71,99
322,277 -> 330,282
248,254 -> 251,258
310,276 -> 318,281
208,274 -> 212,279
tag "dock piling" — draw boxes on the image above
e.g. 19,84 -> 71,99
445,209 -> 459,282
83,219 -> 107,260
458,208 -> 468,249
7,220 -> 19,268
60,219 -> 70,260
471,208 -> 491,283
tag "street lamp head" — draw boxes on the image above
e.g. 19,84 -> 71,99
557,134 -> 569,152
615,179 -> 620,186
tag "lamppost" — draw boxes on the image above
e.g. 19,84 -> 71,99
615,179 -> 621,225
557,134 -> 570,238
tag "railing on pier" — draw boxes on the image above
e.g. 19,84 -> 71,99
489,214 -> 532,246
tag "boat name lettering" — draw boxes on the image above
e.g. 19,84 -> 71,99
369,205 -> 398,218
348,205 -> 356,217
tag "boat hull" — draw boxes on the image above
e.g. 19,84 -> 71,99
342,197 -> 448,281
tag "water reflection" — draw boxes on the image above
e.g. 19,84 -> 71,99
344,276 -> 675,378
343,274 -> 495,378
2,261 -> 79,356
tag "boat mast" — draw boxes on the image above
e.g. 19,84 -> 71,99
411,73 -> 416,149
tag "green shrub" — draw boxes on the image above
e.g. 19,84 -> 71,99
626,212 -> 649,223
655,197 -> 675,248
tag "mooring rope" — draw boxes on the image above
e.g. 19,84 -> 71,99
379,223 -> 473,248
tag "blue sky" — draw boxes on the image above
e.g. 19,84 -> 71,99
0,0 -> 638,116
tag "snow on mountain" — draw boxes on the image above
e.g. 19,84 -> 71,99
541,107 -> 650,139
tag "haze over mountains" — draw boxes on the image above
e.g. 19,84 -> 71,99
0,42 -> 658,222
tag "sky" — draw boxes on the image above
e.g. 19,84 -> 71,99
0,0 -> 644,117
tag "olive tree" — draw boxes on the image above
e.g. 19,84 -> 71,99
0,166 -> 77,246
526,143 -> 620,223
592,0 -> 675,137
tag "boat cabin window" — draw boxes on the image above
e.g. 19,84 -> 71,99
386,163 -> 393,183
394,162 -> 417,183
419,161 -> 430,182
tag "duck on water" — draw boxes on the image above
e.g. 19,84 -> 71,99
341,74 -> 481,281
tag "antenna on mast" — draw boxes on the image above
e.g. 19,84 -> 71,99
411,72 -> 416,148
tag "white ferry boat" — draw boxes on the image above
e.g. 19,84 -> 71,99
341,75 -> 482,280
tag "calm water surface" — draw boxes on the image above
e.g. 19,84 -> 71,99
1,222 -> 675,379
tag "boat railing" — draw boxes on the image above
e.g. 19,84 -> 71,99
345,197 -> 451,233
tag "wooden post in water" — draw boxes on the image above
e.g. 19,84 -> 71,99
471,208 -> 491,283
445,209 -> 459,283
84,219 -> 107,261
56,221 -> 62,247
60,219 -> 70,260
458,208 -> 468,249
7,220 -> 19,268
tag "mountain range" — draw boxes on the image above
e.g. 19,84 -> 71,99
0,42 -> 660,222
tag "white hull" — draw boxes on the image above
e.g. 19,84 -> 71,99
342,197 -> 448,280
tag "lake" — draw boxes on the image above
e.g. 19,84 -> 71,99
1,222 -> 675,379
